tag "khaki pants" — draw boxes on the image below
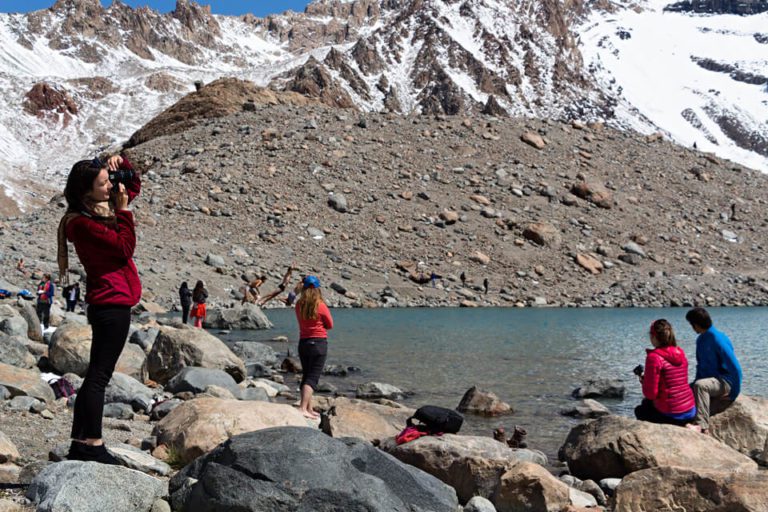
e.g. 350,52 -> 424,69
693,378 -> 732,430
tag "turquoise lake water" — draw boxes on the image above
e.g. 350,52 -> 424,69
218,307 -> 767,460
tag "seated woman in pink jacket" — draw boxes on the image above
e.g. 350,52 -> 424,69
634,319 -> 696,426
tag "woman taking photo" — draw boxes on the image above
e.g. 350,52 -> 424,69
57,154 -> 140,464
295,275 -> 333,419
635,319 -> 696,426
191,280 -> 208,328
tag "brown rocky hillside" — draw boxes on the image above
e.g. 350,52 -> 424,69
3,80 -> 768,309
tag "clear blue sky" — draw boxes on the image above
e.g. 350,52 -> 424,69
0,1 -> 311,17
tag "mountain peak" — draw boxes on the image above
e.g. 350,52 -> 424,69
50,0 -> 104,13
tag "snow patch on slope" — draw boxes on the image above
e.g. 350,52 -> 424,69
579,2 -> 768,171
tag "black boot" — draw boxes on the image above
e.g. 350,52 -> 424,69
67,441 -> 121,465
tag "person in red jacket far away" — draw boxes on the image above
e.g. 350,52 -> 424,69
634,319 -> 697,426
57,154 -> 141,465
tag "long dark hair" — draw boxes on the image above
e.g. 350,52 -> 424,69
64,159 -> 105,214
179,281 -> 189,292
192,280 -> 206,301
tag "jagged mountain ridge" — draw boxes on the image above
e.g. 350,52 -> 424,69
0,0 -> 765,212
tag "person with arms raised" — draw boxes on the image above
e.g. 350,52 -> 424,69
57,154 -> 140,464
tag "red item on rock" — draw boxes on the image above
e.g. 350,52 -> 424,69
395,426 -> 434,445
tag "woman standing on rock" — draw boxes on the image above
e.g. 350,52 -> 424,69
295,275 -> 333,419
179,281 -> 192,324
191,280 -> 208,328
634,319 -> 696,426
57,154 -> 140,464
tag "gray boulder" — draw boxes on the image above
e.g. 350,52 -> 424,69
27,461 -> 166,512
230,341 -> 278,366
328,193 -> 348,213
245,362 -> 273,378
571,379 -> 626,399
237,387 -> 270,402
0,333 -> 36,369
169,427 -> 458,511
465,496 -> 496,512
108,443 -> 171,476
7,395 -> 45,413
146,327 -> 246,384
104,373 -> 155,413
356,382 -> 405,400
0,362 -> 55,403
560,399 -> 611,419
130,327 -> 159,351
0,316 -> 28,339
166,367 -> 239,396
104,403 -> 135,420
204,303 -> 272,330
149,399 -> 182,421
16,299 -> 42,342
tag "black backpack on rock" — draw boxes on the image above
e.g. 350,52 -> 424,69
407,405 -> 464,435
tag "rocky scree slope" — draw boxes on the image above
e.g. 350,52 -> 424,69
4,82 -> 768,309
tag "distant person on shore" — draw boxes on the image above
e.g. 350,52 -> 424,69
64,282 -> 80,312
295,275 -> 333,419
460,272 -> 466,287
634,319 -> 696,426
686,308 -> 742,434
191,280 -> 208,328
483,278 -> 489,294
259,265 -> 296,307
242,275 -> 266,305
178,282 -> 192,324
35,273 -> 55,329
57,154 -> 141,464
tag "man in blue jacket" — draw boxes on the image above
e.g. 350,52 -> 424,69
686,307 -> 742,433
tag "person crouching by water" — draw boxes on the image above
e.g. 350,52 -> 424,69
57,154 -> 141,464
634,319 -> 696,426
295,275 -> 333,419
179,281 -> 192,324
191,280 -> 208,328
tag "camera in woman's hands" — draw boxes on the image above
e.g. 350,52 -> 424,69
108,168 -> 135,186
633,364 -> 644,377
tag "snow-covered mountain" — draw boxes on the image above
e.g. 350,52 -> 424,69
579,0 -> 768,172
0,0 -> 766,211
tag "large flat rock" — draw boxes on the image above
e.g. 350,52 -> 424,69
558,415 -> 757,481
152,397 -> 310,463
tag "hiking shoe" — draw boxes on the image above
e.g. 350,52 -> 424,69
67,442 -> 121,465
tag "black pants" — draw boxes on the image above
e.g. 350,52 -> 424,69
298,338 -> 327,391
71,305 -> 131,440
66,299 -> 77,312
36,302 -> 51,328
181,303 -> 191,324
634,399 -> 690,427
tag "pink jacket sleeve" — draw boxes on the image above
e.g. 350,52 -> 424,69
642,352 -> 662,400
